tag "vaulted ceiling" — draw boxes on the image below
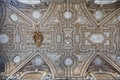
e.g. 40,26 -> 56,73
0,0 -> 120,80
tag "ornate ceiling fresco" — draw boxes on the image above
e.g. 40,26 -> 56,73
0,0 -> 120,80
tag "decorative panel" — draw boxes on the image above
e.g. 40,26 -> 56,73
0,0 -> 120,79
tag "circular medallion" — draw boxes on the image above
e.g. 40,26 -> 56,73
116,56 -> 120,63
90,34 -> 104,43
0,34 -> 9,43
64,58 -> 73,66
116,55 -> 120,64
94,58 -> 102,66
34,58 -> 43,66
17,0 -> 41,4
117,16 -> 120,21
43,75 -> 52,80
32,11 -> 41,19
94,11 -> 103,20
64,11 -> 72,19
13,56 -> 21,63
10,14 -> 18,21
94,0 -> 117,4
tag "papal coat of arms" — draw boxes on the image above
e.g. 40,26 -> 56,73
33,31 -> 43,47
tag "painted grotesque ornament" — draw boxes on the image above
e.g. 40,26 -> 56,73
33,31 -> 43,47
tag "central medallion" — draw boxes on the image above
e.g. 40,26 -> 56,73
32,11 -> 41,19
0,34 -> 9,44
63,11 -> 72,19
64,58 -> 73,67
33,31 -> 44,47
90,34 -> 104,44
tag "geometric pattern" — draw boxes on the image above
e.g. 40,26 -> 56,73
0,0 -> 120,79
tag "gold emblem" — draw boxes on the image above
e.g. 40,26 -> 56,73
33,31 -> 43,47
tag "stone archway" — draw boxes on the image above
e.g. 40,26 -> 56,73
94,73 -> 116,80
83,54 -> 120,80
20,71 -> 52,80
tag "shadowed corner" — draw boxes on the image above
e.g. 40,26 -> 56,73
0,55 -> 5,80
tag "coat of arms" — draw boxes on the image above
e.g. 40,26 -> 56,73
33,31 -> 43,47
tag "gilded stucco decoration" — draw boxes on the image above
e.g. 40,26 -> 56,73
33,25 -> 44,47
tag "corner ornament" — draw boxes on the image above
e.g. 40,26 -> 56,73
33,31 -> 44,47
